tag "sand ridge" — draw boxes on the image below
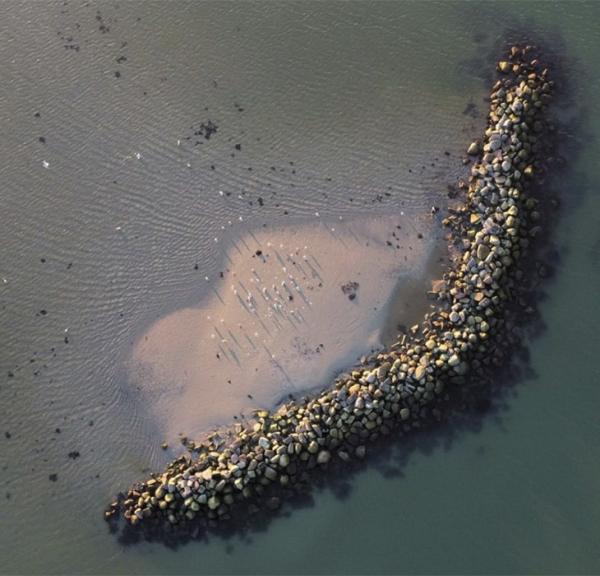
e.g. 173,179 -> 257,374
129,211 -> 440,441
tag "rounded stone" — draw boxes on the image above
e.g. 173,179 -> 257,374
316,450 -> 331,465
467,141 -> 480,155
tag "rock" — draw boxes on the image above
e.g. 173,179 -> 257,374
414,365 -> 426,380
207,496 -> 220,510
467,141 -> 480,155
477,244 -> 491,260
431,279 -> 446,293
448,354 -> 460,367
264,466 -> 278,481
316,450 -> 331,465
489,139 -> 502,151
349,383 -> 361,395
355,445 -> 366,459
377,362 -> 391,380
279,453 -> 290,467
258,437 -> 270,449
400,408 -> 410,421
498,61 -> 511,73
338,450 -> 350,462
307,440 -> 319,454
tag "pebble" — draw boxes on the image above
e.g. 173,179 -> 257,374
414,365 -> 426,380
477,244 -> 491,261
316,450 -> 331,465
355,446 -> 366,459
467,141 -> 480,155
264,467 -> 278,481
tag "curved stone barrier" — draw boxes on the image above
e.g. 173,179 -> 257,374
107,45 -> 554,535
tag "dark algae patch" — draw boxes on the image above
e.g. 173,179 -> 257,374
106,45 -> 561,544
341,281 -> 360,301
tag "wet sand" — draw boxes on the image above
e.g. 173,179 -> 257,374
129,211 -> 444,442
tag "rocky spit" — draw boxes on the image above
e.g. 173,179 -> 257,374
106,45 -> 555,538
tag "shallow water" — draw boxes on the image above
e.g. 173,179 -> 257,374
1,1 -> 600,574
130,211 -> 440,442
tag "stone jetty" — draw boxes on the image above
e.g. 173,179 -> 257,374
107,45 -> 555,536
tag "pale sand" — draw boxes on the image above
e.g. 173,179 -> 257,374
128,211 -> 445,442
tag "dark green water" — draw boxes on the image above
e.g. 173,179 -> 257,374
1,1 -> 600,574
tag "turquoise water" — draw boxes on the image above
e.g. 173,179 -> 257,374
1,1 -> 600,574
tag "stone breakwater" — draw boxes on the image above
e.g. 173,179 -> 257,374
107,45 -> 554,535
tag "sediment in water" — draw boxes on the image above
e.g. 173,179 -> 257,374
107,45 -> 556,538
